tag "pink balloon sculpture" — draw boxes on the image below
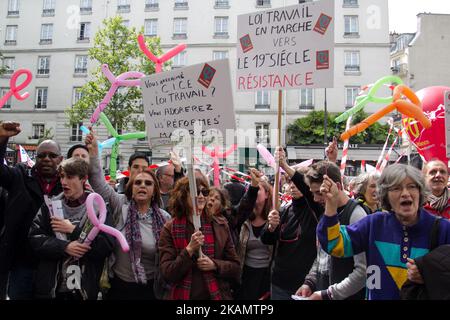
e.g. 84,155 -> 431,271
0,69 -> 32,109
201,144 -> 237,187
85,193 -> 129,252
90,64 -> 145,124
138,34 -> 187,73
256,144 -> 285,173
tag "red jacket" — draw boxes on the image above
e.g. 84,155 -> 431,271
424,198 -> 450,219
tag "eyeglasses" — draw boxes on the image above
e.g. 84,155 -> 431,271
197,188 -> 210,197
134,179 -> 154,187
36,152 -> 60,159
388,184 -> 419,193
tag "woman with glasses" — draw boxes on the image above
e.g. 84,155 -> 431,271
317,164 -> 450,300
85,130 -> 170,300
235,177 -> 274,300
158,176 -> 240,300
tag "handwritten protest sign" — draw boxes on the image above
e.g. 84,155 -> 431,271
236,0 -> 334,91
141,59 -> 236,147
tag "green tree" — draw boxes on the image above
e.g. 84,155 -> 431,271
287,110 -> 394,145
65,16 -> 165,131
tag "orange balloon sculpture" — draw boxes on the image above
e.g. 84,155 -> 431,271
340,85 -> 431,141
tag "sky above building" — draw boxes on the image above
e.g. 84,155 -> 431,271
389,0 -> 450,33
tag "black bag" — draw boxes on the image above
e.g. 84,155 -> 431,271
153,248 -> 171,300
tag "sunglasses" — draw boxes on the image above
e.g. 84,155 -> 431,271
134,179 -> 154,186
36,152 -> 60,159
197,188 -> 210,197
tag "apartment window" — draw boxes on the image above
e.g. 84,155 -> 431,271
344,51 -> 360,72
74,55 -> 88,74
172,51 -> 187,68
173,18 -> 187,38
40,24 -> 53,44
215,0 -> 230,9
255,91 -> 270,109
299,89 -> 314,110
32,124 -> 45,139
213,51 -> 228,60
2,57 -> 15,74
174,0 -> 188,9
78,22 -> 91,41
214,17 -> 229,37
80,0 -> 92,14
72,87 -> 84,105
0,88 -> 11,108
345,86 -> 360,109
42,0 -> 55,16
5,26 -> 18,45
70,123 -> 83,142
37,56 -> 50,75
343,0 -> 358,7
256,0 -> 271,7
255,123 -> 270,144
144,19 -> 158,36
117,0 -> 130,13
35,88 -> 48,109
145,0 -> 159,10
344,16 -> 359,36
7,0 -> 19,16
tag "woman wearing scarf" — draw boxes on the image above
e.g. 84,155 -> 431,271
423,160 -> 450,219
159,176 -> 240,300
85,131 -> 170,300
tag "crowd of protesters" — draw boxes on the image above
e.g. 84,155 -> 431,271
0,121 -> 449,300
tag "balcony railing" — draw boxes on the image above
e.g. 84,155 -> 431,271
214,31 -> 229,38
255,104 -> 270,109
256,0 -> 270,7
344,31 -> 359,37
7,10 -> 19,16
215,1 -> 229,8
299,105 -> 314,111
174,2 -> 188,9
35,104 -> 47,109
37,69 -> 49,75
74,68 -> 87,74
172,33 -> 187,39
117,5 -> 130,12
391,63 -> 408,76
42,9 -> 55,16
80,7 -> 92,14
345,65 -> 360,72
3,69 -> 14,75
4,40 -> 16,45
145,3 -> 159,10
77,36 -> 90,41
39,39 -> 52,44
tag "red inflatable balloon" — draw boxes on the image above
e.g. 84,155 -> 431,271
402,86 -> 450,163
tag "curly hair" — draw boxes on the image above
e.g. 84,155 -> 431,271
207,187 -> 231,215
124,168 -> 162,207
168,175 -> 209,219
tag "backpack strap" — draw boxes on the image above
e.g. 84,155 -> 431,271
339,199 -> 359,226
429,216 -> 442,251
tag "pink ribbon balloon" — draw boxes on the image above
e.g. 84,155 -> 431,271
201,144 -> 237,187
256,144 -> 285,174
0,69 -> 32,109
85,193 -> 130,252
90,64 -> 145,124
138,34 -> 186,73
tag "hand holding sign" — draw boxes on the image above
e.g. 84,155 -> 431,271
85,193 -> 129,252
0,69 -> 32,109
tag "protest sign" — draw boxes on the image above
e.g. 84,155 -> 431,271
445,91 -> 450,159
236,0 -> 334,91
141,59 -> 235,147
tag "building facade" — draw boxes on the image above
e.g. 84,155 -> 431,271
0,0 -> 390,173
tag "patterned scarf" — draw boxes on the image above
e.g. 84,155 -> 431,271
428,188 -> 449,213
125,200 -> 167,284
170,214 -> 221,300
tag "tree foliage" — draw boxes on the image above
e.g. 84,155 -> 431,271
65,16 -> 165,131
287,110 -> 394,145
